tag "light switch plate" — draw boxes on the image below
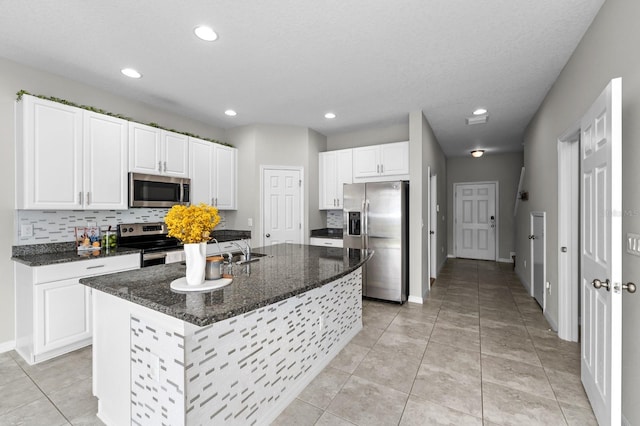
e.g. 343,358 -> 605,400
627,233 -> 640,257
20,224 -> 33,237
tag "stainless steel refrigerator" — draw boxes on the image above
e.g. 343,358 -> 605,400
343,181 -> 409,303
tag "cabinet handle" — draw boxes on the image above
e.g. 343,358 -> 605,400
158,161 -> 162,172
164,161 -> 167,172
376,164 -> 380,173
79,192 -> 83,205
380,164 -> 384,174
86,192 -> 90,205
86,264 -> 105,270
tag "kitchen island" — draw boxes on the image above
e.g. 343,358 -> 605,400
80,243 -> 371,426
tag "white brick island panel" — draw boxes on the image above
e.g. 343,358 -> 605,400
130,267 -> 362,426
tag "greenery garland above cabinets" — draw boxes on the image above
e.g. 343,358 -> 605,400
15,90 -> 232,148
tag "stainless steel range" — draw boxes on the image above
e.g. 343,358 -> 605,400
117,222 -> 182,267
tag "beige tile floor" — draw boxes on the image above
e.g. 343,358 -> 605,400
0,259 -> 597,425
273,259 -> 598,426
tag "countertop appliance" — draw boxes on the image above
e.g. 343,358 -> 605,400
343,181 -> 409,303
117,222 -> 182,267
129,172 -> 190,208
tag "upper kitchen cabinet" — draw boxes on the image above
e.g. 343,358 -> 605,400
129,123 -> 189,178
189,138 -> 237,210
319,149 -> 352,209
16,95 -> 128,210
353,141 -> 409,181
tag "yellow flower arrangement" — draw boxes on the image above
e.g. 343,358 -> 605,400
164,203 -> 221,244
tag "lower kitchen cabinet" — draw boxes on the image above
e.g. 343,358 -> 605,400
14,253 -> 139,364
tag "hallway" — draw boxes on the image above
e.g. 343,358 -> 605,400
274,259 -> 598,425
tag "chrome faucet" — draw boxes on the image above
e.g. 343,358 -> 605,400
231,239 -> 251,261
211,238 -> 223,255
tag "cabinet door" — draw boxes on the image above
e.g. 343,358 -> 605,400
162,131 -> 189,177
129,122 -> 161,174
83,112 -> 128,209
34,279 -> 91,355
319,151 -> 338,209
18,95 -> 83,209
189,138 -> 213,205
380,141 -> 409,176
352,145 -> 380,179
212,145 -> 237,210
335,149 -> 353,208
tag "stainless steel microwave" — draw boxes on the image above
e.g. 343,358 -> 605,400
129,173 -> 190,208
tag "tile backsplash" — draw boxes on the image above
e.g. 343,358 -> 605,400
326,210 -> 344,228
15,209 -> 227,245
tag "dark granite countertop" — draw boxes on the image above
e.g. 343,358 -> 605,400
310,228 -> 343,239
12,247 -> 141,267
79,243 -> 372,327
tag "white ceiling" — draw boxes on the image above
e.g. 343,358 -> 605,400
0,0 -> 604,157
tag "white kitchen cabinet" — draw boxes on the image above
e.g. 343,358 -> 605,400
14,254 -> 140,365
319,149 -> 352,209
129,123 -> 189,177
309,237 -> 343,248
16,95 -> 128,210
14,253 -> 140,364
189,137 -> 237,209
353,141 -> 409,181
83,111 -> 128,209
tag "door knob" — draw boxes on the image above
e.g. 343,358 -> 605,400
623,282 -> 637,293
429,231 -> 435,235
528,235 -> 535,239
592,278 -> 610,291
266,233 -> 271,238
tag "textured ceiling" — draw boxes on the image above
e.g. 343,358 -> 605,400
0,0 -> 604,156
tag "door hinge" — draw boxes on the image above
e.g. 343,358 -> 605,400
299,180 -> 302,187
299,223 -> 302,229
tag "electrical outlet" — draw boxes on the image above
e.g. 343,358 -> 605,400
523,260 -> 527,268
546,281 -> 551,294
627,233 -> 640,257
248,218 -> 253,227
20,224 -> 33,237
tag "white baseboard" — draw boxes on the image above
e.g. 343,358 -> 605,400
498,257 -> 513,263
447,253 -> 455,258
543,310 -> 558,332
622,414 -> 631,426
408,295 -> 423,304
0,340 -> 15,354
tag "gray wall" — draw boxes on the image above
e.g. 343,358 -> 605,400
515,0 -> 640,423
326,122 -> 409,151
447,152 -> 523,261
224,124 -> 326,247
0,57 -> 226,346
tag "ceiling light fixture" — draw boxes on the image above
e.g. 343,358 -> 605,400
471,150 -> 485,158
224,109 -> 237,117
121,68 -> 142,79
473,108 -> 487,116
324,112 -> 336,119
194,25 -> 218,42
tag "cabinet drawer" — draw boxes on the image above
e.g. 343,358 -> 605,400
33,254 -> 139,284
310,237 -> 343,248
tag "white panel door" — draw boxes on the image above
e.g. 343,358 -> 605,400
129,122 -> 161,174
455,183 -> 496,260
352,146 -> 380,178
319,151 -> 338,209
581,78 -> 622,426
83,112 -> 128,209
263,168 -> 302,246
380,141 -> 409,176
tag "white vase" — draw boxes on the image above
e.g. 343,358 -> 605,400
184,242 -> 207,286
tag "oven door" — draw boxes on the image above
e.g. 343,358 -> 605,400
129,173 -> 190,208
142,252 -> 167,267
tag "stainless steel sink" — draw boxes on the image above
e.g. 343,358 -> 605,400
226,252 -> 266,264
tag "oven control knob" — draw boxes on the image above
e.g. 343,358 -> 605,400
128,227 -> 134,232
121,228 -> 127,233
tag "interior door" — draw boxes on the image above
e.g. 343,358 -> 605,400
581,78 -> 622,426
262,168 -> 302,246
455,183 -> 496,260
531,212 -> 545,308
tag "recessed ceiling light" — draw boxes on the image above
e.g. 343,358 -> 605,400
471,150 -> 485,158
473,108 -> 488,115
121,68 -> 142,79
194,25 -> 218,42
224,109 -> 237,117
324,112 -> 336,119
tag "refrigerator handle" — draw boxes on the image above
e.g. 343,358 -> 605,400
364,199 -> 370,248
